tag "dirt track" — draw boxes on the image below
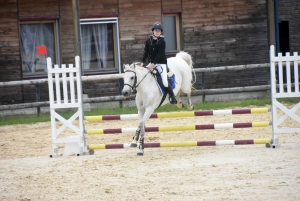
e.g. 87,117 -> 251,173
1,105 -> 300,201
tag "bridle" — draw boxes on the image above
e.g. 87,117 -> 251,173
123,70 -> 137,91
123,67 -> 151,91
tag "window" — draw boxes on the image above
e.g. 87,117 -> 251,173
80,18 -> 121,75
278,21 -> 292,83
279,21 -> 290,56
20,21 -> 58,78
163,14 -> 181,53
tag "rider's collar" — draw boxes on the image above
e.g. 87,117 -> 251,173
151,35 -> 164,40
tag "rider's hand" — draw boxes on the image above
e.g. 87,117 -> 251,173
148,63 -> 155,71
140,62 -> 144,67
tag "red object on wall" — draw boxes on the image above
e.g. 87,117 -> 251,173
36,45 -> 48,57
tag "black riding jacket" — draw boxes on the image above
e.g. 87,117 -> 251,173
142,35 -> 167,65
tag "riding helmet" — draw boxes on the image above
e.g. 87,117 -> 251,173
152,22 -> 163,32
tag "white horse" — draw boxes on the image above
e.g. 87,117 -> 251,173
122,51 -> 195,155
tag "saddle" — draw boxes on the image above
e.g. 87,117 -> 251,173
151,66 -> 176,108
151,67 -> 175,92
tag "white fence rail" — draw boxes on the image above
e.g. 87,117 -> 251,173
0,63 -> 271,88
0,63 -> 274,111
0,60 -> 299,112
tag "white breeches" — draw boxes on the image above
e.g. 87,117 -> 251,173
146,63 -> 168,87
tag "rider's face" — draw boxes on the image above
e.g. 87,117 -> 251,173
153,29 -> 162,37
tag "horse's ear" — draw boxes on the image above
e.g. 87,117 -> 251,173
123,64 -> 129,71
129,63 -> 135,69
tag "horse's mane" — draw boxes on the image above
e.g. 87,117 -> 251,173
130,62 -> 148,72
133,61 -> 141,65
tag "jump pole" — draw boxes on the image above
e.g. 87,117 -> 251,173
86,121 -> 271,135
85,108 -> 270,121
88,138 -> 272,150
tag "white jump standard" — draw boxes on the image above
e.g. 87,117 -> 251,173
270,45 -> 300,148
47,56 -> 86,157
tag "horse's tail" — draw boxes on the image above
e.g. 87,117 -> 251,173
176,51 -> 193,68
176,51 -> 196,86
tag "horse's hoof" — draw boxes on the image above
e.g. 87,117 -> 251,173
130,143 -> 137,147
137,152 -> 144,156
189,105 -> 194,110
179,102 -> 184,108
176,102 -> 184,109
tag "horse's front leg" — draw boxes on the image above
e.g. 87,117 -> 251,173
130,128 -> 141,147
130,106 -> 145,147
137,122 -> 145,156
137,107 -> 155,156
130,120 -> 144,147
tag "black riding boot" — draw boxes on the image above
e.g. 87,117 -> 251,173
165,83 -> 177,104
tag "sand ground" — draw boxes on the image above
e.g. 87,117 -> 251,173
0,105 -> 300,201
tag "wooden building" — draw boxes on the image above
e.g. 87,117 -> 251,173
0,0 -> 299,105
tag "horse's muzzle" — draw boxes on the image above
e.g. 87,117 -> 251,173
122,89 -> 131,97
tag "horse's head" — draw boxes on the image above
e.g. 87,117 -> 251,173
122,63 -> 138,97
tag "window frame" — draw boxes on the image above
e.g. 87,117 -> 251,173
19,20 -> 60,79
80,17 -> 121,75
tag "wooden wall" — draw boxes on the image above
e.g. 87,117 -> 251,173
183,0 -> 269,68
60,0 -> 75,65
0,0 -> 22,104
182,0 -> 270,90
162,0 -> 182,11
18,0 -> 59,18
1,0 -> 299,105
278,0 -> 300,53
119,0 -> 162,64
0,0 -> 20,82
80,0 -> 118,16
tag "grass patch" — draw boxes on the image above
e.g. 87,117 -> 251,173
278,97 -> 300,104
0,97 -> 299,127
0,114 -> 51,126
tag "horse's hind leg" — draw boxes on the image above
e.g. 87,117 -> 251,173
186,92 -> 194,110
175,91 -> 193,110
176,90 -> 184,109
181,81 -> 194,110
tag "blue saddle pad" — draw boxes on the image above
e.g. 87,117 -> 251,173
157,74 -> 176,95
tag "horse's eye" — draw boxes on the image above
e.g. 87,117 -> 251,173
131,76 -> 134,80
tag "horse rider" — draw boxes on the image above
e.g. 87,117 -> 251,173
140,22 -> 178,104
